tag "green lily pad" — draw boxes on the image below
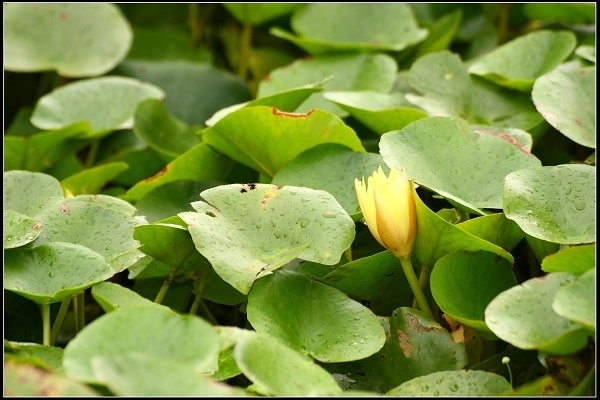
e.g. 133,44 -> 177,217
552,268 -> 595,331
523,3 -> 596,24
224,3 -> 298,25
133,99 -> 200,158
125,143 -> 234,202
115,60 -> 251,126
179,184 -> 355,294
323,91 -> 428,134
61,162 -> 129,195
485,273 -> 590,355
3,210 -> 42,249
413,9 -> 462,58
271,4 -> 427,54
469,125 -> 533,153
134,222 -> 195,268
430,251 -> 517,337
503,164 -> 596,244
30,77 -> 164,136
4,361 -> 99,397
411,184 -> 515,268
67,194 -> 137,216
456,213 -> 524,252
406,51 -> 543,131
32,197 -> 141,269
532,65 -> 595,148
468,30 -> 577,91
272,143 -> 386,214
541,244 -> 595,275
380,116 -> 541,213
313,250 -> 412,316
328,308 -> 467,393
4,243 -> 110,304
91,282 -> 156,313
386,370 -> 511,396
257,53 -> 397,116
4,3 -> 131,77
4,341 -> 64,372
63,305 -> 219,383
202,106 -> 364,178
3,123 -> 89,172
92,353 -> 247,396
4,171 -> 65,217
233,331 -> 343,396
247,270 -> 385,362
205,85 -> 322,126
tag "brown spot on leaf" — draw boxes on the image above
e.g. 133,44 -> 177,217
271,108 -> 314,118
406,313 -> 441,334
58,11 -> 68,21
32,222 -> 43,230
261,186 -> 279,206
396,329 -> 412,357
60,203 -> 69,214
144,165 -> 169,182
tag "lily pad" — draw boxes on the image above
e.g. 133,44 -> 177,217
61,162 -> 129,195
406,51 -> 543,131
133,99 -> 200,158
311,250 -> 412,316
503,164 -> 596,244
456,213 -> 524,252
271,4 -> 427,54
4,242 -> 110,304
63,305 -> 219,383
386,370 -> 511,396
4,171 -> 65,217
247,270 -> 386,362
257,53 -> 397,116
3,210 -> 42,249
125,143 -> 234,202
33,198 -> 141,271
30,77 -> 164,136
485,273 -> 591,355
468,30 -> 577,91
91,353 -> 246,396
411,184 -> 514,268
202,106 -> 364,178
272,143 -> 386,214
91,282 -> 156,313
324,91 -> 428,134
380,116 -> 541,213
67,194 -> 137,216
115,60 -> 251,126
233,331 -> 343,396
134,222 -> 196,268
205,85 -> 322,127
179,184 -> 355,294
4,3 -> 131,77
532,65 -> 595,148
575,45 -> 596,63
430,251 -> 517,337
541,244 -> 595,275
552,268 -> 595,331
4,341 -> 64,372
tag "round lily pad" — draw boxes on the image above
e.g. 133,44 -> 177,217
485,273 -> 590,355
386,370 -> 511,396
4,3 -> 132,77
3,210 -> 42,249
503,164 -> 595,244
179,184 -> 355,294
552,268 -> 595,331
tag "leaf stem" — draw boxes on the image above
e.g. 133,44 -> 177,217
85,140 -> 100,168
399,256 -> 433,319
344,246 -> 353,262
41,304 -> 51,346
50,297 -> 71,346
77,292 -> 85,330
155,268 -> 178,304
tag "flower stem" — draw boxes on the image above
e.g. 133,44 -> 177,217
50,297 -> 71,346
399,256 -> 433,319
412,264 -> 431,309
237,23 -> 252,81
41,304 -> 51,346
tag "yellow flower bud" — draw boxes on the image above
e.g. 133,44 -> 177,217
354,167 -> 417,259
